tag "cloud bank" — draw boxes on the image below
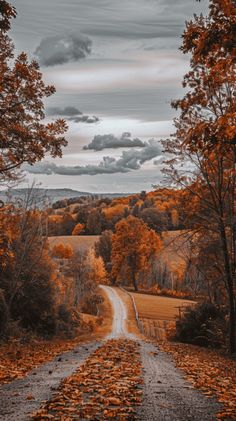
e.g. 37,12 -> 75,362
46,106 -> 100,124
47,106 -> 83,116
24,141 -> 161,176
83,132 -> 147,151
34,33 -> 92,66
68,115 -> 100,124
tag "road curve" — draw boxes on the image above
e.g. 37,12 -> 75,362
0,286 -> 221,421
102,285 -> 221,421
100,285 -> 131,338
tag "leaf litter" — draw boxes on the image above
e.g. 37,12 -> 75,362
159,341 -> 236,420
0,337 -> 90,385
32,339 -> 143,420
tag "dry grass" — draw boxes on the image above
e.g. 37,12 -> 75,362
125,290 -> 196,341
131,291 -> 196,321
48,235 -> 99,253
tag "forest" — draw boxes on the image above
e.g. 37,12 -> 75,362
0,1 -> 235,420
0,0 -> 235,352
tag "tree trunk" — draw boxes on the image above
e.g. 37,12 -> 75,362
219,222 -> 235,353
132,273 -> 138,292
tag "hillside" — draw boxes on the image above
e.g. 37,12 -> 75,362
0,188 -> 131,205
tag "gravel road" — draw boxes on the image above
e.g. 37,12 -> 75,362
0,287 -> 134,420
100,285 -> 135,339
0,286 -> 221,420
0,342 -> 100,420
137,341 -> 221,420
103,286 -> 221,421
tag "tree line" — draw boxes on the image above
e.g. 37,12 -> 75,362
0,0 -> 235,353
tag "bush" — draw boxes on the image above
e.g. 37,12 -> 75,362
56,305 -> 81,338
175,302 -> 227,348
10,256 -> 58,338
81,293 -> 104,316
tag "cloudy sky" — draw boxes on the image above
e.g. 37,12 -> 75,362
11,0 -> 208,193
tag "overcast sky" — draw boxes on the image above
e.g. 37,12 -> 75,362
11,0 -> 208,193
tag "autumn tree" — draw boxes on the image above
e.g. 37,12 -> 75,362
0,196 -> 58,336
95,230 -> 113,274
163,0 -> 236,352
51,243 -> 73,259
139,207 -> 168,232
61,213 -> 75,235
72,223 -> 85,236
0,1 -> 67,183
87,208 -> 102,234
65,248 -> 105,313
111,216 -> 162,291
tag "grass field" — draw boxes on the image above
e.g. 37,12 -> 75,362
129,291 -> 196,340
48,235 -> 99,253
131,292 -> 196,321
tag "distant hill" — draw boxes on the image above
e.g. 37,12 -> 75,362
0,188 -> 130,205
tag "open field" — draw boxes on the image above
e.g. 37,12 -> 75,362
131,291 -> 196,321
128,291 -> 196,341
48,235 -> 99,253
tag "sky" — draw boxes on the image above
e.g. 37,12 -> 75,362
11,0 -> 208,194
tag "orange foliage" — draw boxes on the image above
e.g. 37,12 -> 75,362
111,216 -> 162,291
32,339 -> 142,420
102,204 -> 129,221
51,243 -> 73,259
0,3 -> 67,182
72,223 -> 85,236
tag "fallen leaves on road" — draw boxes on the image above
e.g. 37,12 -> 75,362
32,339 -> 143,420
159,341 -> 236,420
0,300 -> 112,387
0,335 -> 91,385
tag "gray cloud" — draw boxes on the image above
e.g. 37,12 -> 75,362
47,106 -> 83,116
68,115 -> 100,124
83,22 -> 182,40
83,132 -> 147,151
153,156 -> 164,165
34,33 -> 92,66
24,141 -> 161,176
46,106 -> 100,124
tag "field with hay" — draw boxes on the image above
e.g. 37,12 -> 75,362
130,291 -> 196,340
131,292 -> 195,321
48,235 -> 99,253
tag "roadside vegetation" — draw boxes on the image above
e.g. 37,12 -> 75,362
0,3 -> 106,346
0,2 -> 235,415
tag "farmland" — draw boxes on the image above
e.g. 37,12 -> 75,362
48,235 -> 99,253
129,291 -> 196,340
131,291 -> 195,321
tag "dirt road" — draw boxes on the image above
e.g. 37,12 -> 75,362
0,342 -> 101,420
0,286 -> 221,420
102,286 -> 221,420
100,285 -> 136,339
